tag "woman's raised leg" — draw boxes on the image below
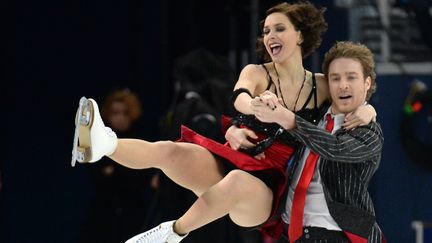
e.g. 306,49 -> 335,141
72,97 -> 225,195
110,139 -> 225,195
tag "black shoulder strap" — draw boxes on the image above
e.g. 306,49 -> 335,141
312,74 -> 318,109
301,73 -> 318,110
261,64 -> 273,90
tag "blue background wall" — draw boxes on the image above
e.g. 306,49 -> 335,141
372,75 -> 432,243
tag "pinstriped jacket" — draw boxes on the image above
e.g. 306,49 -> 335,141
288,114 -> 384,242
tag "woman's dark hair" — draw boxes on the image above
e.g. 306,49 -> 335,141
256,1 -> 328,61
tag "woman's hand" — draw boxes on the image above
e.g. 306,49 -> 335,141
257,90 -> 281,110
343,104 -> 377,130
251,97 -> 279,123
251,91 -> 282,123
251,91 -> 296,130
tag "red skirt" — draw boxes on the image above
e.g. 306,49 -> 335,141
178,125 -> 295,238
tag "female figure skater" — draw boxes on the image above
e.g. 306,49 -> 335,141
71,2 -> 375,242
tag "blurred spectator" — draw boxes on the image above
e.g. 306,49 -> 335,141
79,89 -> 157,243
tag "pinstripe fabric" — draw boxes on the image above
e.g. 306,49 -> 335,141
276,227 -> 350,243
297,238 -> 348,243
277,237 -> 349,243
288,115 -> 384,243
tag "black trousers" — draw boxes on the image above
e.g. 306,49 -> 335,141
276,225 -> 350,243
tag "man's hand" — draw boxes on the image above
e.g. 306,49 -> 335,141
344,104 -> 376,130
225,126 -> 266,160
225,125 -> 257,150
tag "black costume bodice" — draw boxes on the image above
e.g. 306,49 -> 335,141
234,64 -> 329,147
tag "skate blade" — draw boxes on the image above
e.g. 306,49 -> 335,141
71,97 -> 94,166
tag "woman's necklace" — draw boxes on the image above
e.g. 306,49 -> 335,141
273,62 -> 306,112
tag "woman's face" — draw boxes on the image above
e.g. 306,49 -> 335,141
263,12 -> 302,63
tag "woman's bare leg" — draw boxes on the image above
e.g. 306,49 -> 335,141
173,169 -> 273,235
73,97 -> 224,195
109,139 -> 225,195
110,140 -> 273,237
77,97 -> 272,237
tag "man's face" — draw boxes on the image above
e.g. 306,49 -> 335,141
328,57 -> 371,114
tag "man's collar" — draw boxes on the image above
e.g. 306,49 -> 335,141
325,106 -> 345,133
327,102 -> 368,116
326,101 -> 368,132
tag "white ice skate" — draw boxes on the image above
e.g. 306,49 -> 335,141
125,220 -> 188,243
71,97 -> 118,167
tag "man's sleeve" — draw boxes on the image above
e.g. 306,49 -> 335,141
289,115 -> 384,163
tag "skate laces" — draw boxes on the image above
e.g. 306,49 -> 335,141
127,221 -> 186,243
135,223 -> 170,243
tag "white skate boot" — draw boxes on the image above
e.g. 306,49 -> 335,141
125,220 -> 188,243
71,97 -> 118,166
